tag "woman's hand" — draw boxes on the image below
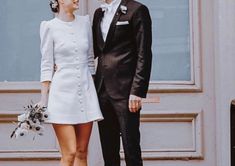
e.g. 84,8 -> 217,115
35,100 -> 47,108
38,81 -> 51,108
92,75 -> 95,81
54,64 -> 57,72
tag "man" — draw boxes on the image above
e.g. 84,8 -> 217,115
92,0 -> 152,165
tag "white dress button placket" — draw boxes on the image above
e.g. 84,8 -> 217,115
70,29 -> 85,113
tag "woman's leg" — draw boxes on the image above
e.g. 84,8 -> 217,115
53,124 -> 77,166
73,122 -> 93,166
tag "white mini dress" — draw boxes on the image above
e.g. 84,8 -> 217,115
40,15 -> 103,124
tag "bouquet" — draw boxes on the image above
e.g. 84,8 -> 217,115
10,101 -> 48,139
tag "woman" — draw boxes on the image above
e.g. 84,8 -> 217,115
37,0 -> 103,165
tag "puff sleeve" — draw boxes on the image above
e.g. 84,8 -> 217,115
86,15 -> 96,75
40,21 -> 54,82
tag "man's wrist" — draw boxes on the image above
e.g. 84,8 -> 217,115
129,94 -> 142,99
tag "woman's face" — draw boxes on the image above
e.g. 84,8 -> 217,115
59,0 -> 79,12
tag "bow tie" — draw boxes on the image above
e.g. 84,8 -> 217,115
100,3 -> 114,12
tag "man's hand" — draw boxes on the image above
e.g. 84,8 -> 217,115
129,94 -> 142,113
54,64 -> 57,72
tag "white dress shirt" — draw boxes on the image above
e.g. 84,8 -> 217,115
100,0 -> 121,41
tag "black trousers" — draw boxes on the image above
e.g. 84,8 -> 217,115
98,83 -> 143,166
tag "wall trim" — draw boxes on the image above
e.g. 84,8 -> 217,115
0,152 -> 60,161
121,110 -> 204,160
0,110 -> 203,161
0,112 -> 60,161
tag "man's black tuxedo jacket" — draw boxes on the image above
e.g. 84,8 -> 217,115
92,0 -> 152,100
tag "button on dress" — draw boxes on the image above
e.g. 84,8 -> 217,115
40,15 -> 103,124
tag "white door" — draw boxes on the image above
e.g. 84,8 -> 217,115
0,0 -> 88,166
87,0 -> 216,166
1,0 -> 233,166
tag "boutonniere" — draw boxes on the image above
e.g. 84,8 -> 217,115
120,5 -> 128,14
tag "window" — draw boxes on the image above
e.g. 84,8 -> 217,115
0,0 -> 53,82
139,0 -> 201,92
0,0 -> 201,92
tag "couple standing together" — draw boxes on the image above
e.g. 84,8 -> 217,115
38,0 -> 152,165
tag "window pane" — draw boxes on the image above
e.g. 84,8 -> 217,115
0,0 -> 191,82
139,0 -> 191,81
0,0 -> 53,81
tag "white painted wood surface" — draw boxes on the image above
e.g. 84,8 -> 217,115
1,0 -> 233,166
214,0 -> 235,166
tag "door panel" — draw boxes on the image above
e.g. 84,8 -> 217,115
88,0 -> 215,166
0,0 -> 217,165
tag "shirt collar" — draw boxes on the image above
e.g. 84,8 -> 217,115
100,0 -> 121,13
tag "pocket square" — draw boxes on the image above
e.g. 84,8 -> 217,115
116,21 -> 129,25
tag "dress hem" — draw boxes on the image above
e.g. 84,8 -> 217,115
45,117 -> 103,125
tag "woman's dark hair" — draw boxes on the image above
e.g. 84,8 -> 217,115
49,0 -> 59,13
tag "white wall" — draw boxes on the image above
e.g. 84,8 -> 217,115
214,0 -> 235,165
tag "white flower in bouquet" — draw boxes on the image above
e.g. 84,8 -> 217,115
29,119 -> 45,136
13,122 -> 30,138
10,101 -> 48,139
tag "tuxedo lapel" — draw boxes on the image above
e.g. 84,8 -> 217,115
104,0 -> 128,49
96,10 -> 105,50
